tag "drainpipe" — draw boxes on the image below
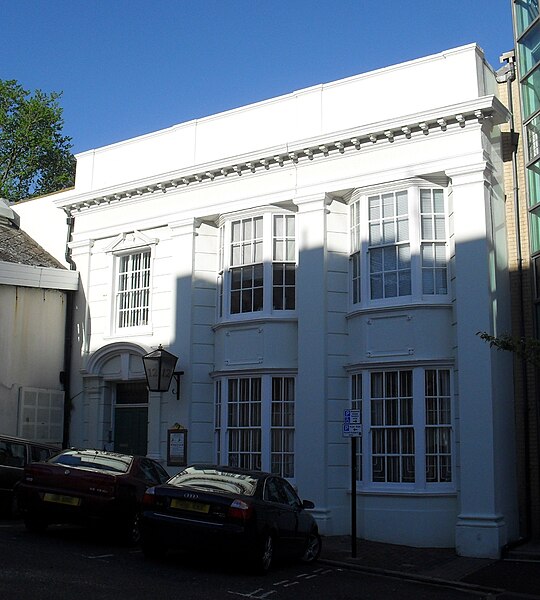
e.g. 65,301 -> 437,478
62,210 -> 76,448
497,51 -> 532,541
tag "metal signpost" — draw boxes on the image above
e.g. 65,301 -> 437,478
343,409 -> 362,558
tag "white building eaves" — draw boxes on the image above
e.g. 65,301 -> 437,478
54,95 -> 509,215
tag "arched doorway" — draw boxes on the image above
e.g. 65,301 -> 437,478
82,342 -> 152,454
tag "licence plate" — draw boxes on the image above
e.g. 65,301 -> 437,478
170,499 -> 210,513
43,493 -> 81,507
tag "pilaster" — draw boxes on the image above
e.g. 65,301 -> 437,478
293,193 -> 330,519
449,162 -> 516,557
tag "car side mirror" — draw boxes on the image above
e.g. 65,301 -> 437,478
302,499 -> 315,510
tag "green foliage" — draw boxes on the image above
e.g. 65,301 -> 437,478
0,79 -> 75,201
477,331 -> 540,366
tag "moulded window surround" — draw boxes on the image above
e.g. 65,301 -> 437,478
217,208 -> 297,320
349,181 -> 449,309
350,366 -> 454,492
113,248 -> 153,334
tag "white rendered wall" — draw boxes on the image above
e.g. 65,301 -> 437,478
13,44 -> 517,557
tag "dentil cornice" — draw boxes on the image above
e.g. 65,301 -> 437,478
56,95 -> 508,214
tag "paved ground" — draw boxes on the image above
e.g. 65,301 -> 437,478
320,536 -> 540,598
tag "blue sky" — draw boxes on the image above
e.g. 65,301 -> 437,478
2,0 -> 514,155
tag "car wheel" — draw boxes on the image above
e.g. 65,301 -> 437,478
301,531 -> 322,563
253,533 -> 274,574
24,515 -> 47,533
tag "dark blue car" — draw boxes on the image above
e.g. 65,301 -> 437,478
140,464 -> 321,573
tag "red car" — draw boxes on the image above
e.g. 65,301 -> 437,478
16,449 -> 169,543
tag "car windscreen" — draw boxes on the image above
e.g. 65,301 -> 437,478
168,467 -> 259,496
50,451 -> 132,473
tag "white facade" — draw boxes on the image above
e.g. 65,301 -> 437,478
17,44 -> 518,558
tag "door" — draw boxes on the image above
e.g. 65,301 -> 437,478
114,382 -> 148,456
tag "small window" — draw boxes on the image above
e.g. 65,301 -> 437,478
116,250 -> 151,328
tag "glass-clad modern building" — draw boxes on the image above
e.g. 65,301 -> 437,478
513,2 -> 540,267
511,0 -> 540,540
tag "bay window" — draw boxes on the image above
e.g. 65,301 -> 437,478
350,366 -> 453,488
215,375 -> 295,478
350,181 -> 449,306
218,210 -> 296,318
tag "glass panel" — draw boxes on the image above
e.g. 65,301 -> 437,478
382,193 -> 395,218
396,190 -> 408,215
368,196 -> 381,220
383,220 -> 396,244
519,22 -> 540,75
370,222 -> 381,245
422,215 -> 433,239
420,189 -> 431,213
397,217 -> 409,241
433,189 -> 444,212
530,207 -> 540,254
528,160 -> 540,207
527,114 -> 540,162
522,65 -> 540,119
515,0 -> 539,34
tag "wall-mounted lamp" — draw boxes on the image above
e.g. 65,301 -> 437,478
142,345 -> 184,400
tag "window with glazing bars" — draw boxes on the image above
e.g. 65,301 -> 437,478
350,200 -> 361,303
368,191 -> 411,299
214,380 -> 222,465
371,370 -> 414,483
117,250 -> 151,328
425,369 -> 452,483
271,377 -> 295,477
227,377 -> 261,470
420,189 -> 448,295
272,215 -> 296,310
230,217 -> 263,313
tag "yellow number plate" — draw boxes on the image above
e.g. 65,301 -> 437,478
170,499 -> 210,513
43,493 -> 81,506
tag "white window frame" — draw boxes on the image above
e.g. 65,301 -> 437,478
109,246 -> 154,336
349,180 -> 450,309
217,208 -> 297,320
115,249 -> 152,329
214,374 -> 296,479
350,365 -> 455,493
103,231 -> 158,338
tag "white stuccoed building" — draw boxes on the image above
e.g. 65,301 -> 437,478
15,44 -> 519,558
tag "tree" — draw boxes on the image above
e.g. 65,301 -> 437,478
477,331 -> 540,367
0,79 -> 76,201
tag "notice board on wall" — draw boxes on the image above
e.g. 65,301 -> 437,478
167,426 -> 187,466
